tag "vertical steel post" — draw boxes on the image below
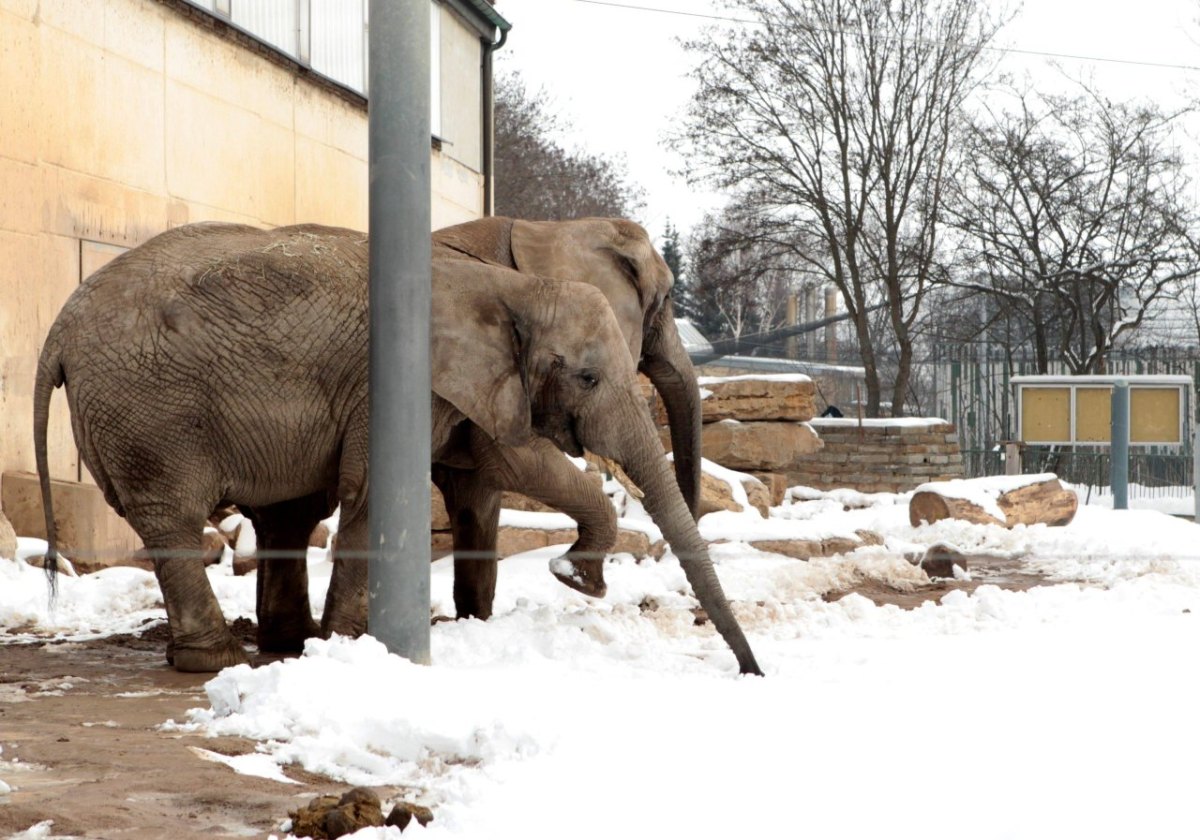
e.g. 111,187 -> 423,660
1193,423 -> 1199,523
368,0 -> 431,664
824,286 -> 838,363
1111,380 -> 1130,511
785,293 -> 798,359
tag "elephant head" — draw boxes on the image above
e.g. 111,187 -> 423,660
430,260 -> 762,676
432,217 -> 703,520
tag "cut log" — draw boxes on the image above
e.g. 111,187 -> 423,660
909,475 -> 1077,529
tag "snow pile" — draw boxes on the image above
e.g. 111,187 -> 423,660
6,481 -> 1200,837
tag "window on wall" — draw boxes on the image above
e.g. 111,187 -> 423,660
191,0 -> 445,137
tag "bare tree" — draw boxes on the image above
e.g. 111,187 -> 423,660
677,201 -> 803,344
677,0 -> 1000,415
947,83 -> 1200,373
494,72 -> 644,220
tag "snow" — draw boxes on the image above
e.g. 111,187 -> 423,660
697,373 -> 813,385
811,416 -> 950,428
5,478 -> 1200,838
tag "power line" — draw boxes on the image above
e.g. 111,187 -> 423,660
570,0 -> 1200,73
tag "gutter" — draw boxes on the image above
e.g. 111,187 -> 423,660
477,6 -> 510,216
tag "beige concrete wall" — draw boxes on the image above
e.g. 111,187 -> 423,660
0,0 -> 487,485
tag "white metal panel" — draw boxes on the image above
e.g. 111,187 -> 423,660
231,0 -> 299,57
310,0 -> 366,91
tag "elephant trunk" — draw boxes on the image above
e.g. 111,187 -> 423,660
641,301 -> 704,520
605,395 -> 763,676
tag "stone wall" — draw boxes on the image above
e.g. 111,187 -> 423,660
787,418 -> 964,494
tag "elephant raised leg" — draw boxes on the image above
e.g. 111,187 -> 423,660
442,428 -> 619,620
246,492 -> 331,653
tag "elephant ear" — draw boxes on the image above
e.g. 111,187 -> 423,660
430,261 -> 533,447
431,217 -> 518,268
511,219 -> 669,361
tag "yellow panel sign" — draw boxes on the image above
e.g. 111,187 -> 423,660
1131,388 -> 1181,444
1021,388 -> 1070,443
1075,388 -> 1111,442
1017,380 -> 1186,445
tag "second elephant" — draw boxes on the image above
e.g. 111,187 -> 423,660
432,216 -> 703,616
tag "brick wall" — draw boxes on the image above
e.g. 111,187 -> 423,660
786,418 -> 964,494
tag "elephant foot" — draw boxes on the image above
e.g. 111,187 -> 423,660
257,615 -> 320,654
549,555 -> 607,598
169,638 -> 249,673
320,614 -> 367,640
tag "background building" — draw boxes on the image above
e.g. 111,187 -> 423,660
0,0 -> 508,560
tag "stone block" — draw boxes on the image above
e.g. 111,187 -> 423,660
1,471 -> 141,572
750,472 -> 789,507
698,470 -> 770,518
655,375 -> 817,424
688,420 -> 823,471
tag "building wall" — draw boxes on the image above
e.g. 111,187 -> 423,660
0,0 -> 487,485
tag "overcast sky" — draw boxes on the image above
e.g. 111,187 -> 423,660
490,0 -> 1200,246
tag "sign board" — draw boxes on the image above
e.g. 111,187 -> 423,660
1013,375 -> 1191,446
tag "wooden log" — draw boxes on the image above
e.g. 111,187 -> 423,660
909,476 -> 1077,529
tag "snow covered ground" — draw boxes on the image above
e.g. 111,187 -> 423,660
4,480 -> 1200,839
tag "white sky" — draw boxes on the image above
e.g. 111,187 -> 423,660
490,0 -> 1200,245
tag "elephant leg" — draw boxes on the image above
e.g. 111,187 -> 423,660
247,492 -> 330,653
321,418 -> 369,639
128,506 -> 247,673
434,464 -> 502,620
469,428 -> 617,600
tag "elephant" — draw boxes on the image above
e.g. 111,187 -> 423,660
431,216 -> 703,617
33,222 -> 762,676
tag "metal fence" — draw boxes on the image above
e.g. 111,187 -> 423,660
962,445 -> 1194,499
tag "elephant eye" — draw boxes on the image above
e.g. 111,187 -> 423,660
579,371 -> 600,390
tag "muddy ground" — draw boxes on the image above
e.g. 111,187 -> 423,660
0,558 -> 1057,840
0,624 -> 419,840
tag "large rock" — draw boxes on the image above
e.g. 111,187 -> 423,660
749,472 -> 789,507
698,471 -> 770,518
654,375 -> 817,424
680,420 -> 823,472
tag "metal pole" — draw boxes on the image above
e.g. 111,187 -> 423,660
1193,423 -> 1199,523
368,0 -> 431,664
1005,442 -> 1020,476
785,293 -> 798,359
1111,380 -> 1130,511
824,286 -> 838,363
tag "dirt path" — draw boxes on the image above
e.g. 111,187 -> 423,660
0,630 -> 360,840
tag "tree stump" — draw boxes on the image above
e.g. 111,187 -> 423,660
909,475 -> 1077,528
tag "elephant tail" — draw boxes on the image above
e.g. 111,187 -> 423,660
33,340 -> 65,599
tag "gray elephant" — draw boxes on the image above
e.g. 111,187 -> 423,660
430,216 -> 703,618
34,222 -> 762,676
